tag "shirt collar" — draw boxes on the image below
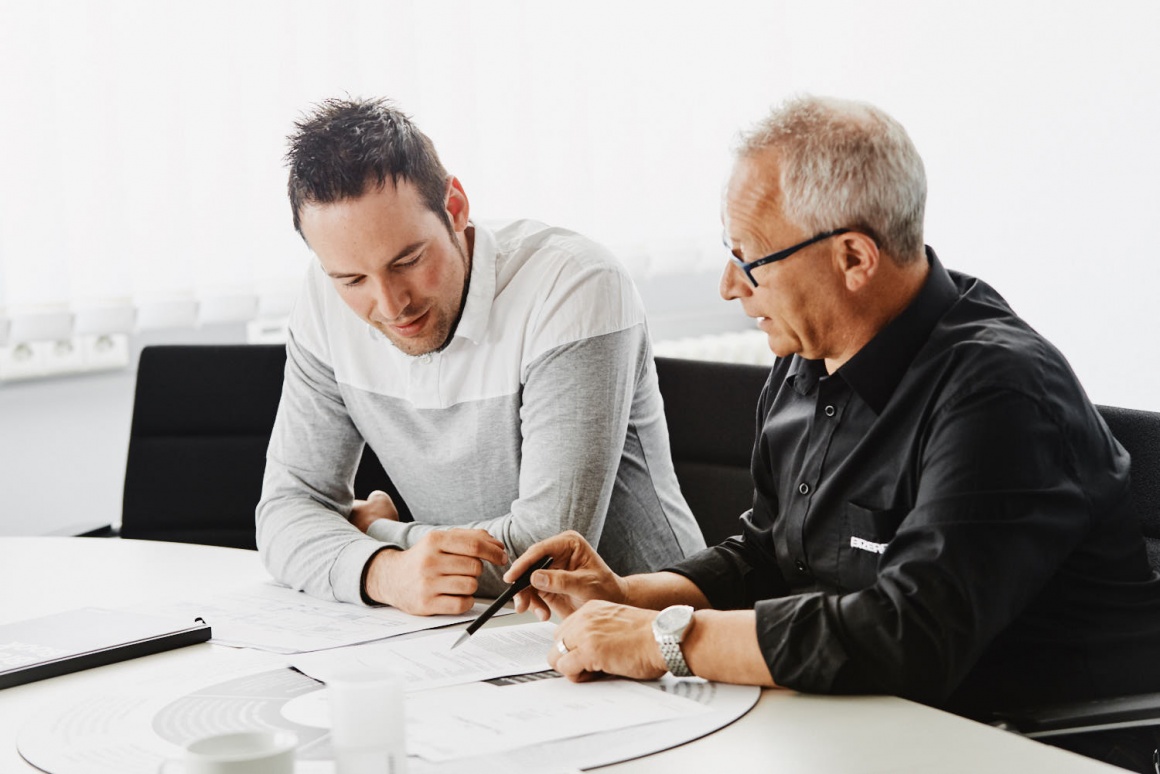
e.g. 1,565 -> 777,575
449,222 -> 497,345
838,246 -> 958,414
788,247 -> 958,413
787,356 -> 828,396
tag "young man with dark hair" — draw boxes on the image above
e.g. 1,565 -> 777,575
257,98 -> 704,616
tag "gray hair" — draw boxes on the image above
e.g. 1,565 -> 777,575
736,95 -> 926,263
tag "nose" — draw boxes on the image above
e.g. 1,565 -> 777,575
720,260 -> 750,302
371,275 -> 410,322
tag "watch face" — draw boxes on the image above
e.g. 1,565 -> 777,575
656,605 -> 693,635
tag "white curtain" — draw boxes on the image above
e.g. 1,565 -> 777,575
4,0 -> 1160,412
0,0 -> 786,346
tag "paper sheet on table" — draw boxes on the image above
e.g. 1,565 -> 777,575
406,674 -> 711,762
130,581 -> 511,653
290,621 -> 557,690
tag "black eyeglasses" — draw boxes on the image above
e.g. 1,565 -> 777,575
728,228 -> 851,287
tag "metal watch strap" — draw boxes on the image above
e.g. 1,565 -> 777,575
657,634 -> 692,677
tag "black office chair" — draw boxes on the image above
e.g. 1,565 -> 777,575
119,344 -> 399,549
1100,405 -> 1160,568
653,356 -> 768,545
991,404 -> 1160,745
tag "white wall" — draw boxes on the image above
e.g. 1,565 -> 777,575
2,1 -> 1159,536
0,370 -> 133,536
776,0 -> 1160,410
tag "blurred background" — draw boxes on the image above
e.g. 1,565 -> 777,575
2,0 -> 1158,534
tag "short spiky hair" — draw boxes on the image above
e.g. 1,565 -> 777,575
737,95 -> 927,263
285,97 -> 449,234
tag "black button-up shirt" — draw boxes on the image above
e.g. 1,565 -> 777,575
669,249 -> 1160,717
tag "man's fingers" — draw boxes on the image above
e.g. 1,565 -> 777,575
413,553 -> 482,594
419,594 -> 476,616
504,531 -> 588,583
431,529 -> 508,565
504,546 -> 551,584
513,588 -> 551,619
553,648 -> 594,682
428,574 -> 479,598
529,568 -> 588,595
528,593 -> 551,621
428,553 -> 483,579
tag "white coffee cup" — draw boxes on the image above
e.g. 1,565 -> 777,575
158,730 -> 297,774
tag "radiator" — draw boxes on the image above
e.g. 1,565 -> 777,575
652,330 -> 774,366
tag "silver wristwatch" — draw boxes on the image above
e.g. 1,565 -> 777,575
652,604 -> 694,677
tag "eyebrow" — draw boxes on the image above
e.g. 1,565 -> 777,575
721,231 -> 743,259
325,240 -> 426,279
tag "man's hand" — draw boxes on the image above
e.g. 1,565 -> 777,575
349,490 -> 399,533
548,600 -> 667,682
504,531 -> 628,621
365,529 -> 508,616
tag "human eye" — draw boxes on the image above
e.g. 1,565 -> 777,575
722,234 -> 744,262
393,251 -> 422,270
342,276 -> 365,288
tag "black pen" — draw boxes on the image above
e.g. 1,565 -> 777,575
449,555 -> 553,650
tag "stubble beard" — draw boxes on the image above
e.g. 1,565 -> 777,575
376,232 -> 472,357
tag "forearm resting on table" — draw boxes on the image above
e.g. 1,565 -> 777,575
684,609 -> 777,686
622,574 -> 776,686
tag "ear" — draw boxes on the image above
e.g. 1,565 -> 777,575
835,232 -> 880,292
446,176 -> 470,232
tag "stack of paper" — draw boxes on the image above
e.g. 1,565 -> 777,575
289,622 -> 711,763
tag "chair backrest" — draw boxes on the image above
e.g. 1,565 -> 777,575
122,346 -> 1160,566
121,345 -> 399,550
1096,404 -> 1160,570
653,357 -> 769,545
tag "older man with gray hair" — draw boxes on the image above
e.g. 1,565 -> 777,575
506,95 -> 1160,771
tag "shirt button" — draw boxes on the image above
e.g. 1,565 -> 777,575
798,482 -> 810,495
420,353 -> 433,364
795,559 -> 807,573
824,405 -> 836,417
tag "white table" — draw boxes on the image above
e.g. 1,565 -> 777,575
0,538 -> 1119,773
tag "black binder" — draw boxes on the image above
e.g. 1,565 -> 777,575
0,607 -> 211,690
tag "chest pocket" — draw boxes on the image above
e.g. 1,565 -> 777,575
838,502 -> 908,590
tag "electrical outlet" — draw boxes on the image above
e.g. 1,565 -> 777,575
0,341 -> 46,380
0,334 -> 130,381
82,334 -> 130,371
43,338 -> 86,375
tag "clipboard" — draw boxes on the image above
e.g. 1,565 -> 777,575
0,607 -> 211,690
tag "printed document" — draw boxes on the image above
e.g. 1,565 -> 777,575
406,675 -> 711,761
132,582 -> 510,653
290,621 -> 557,690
